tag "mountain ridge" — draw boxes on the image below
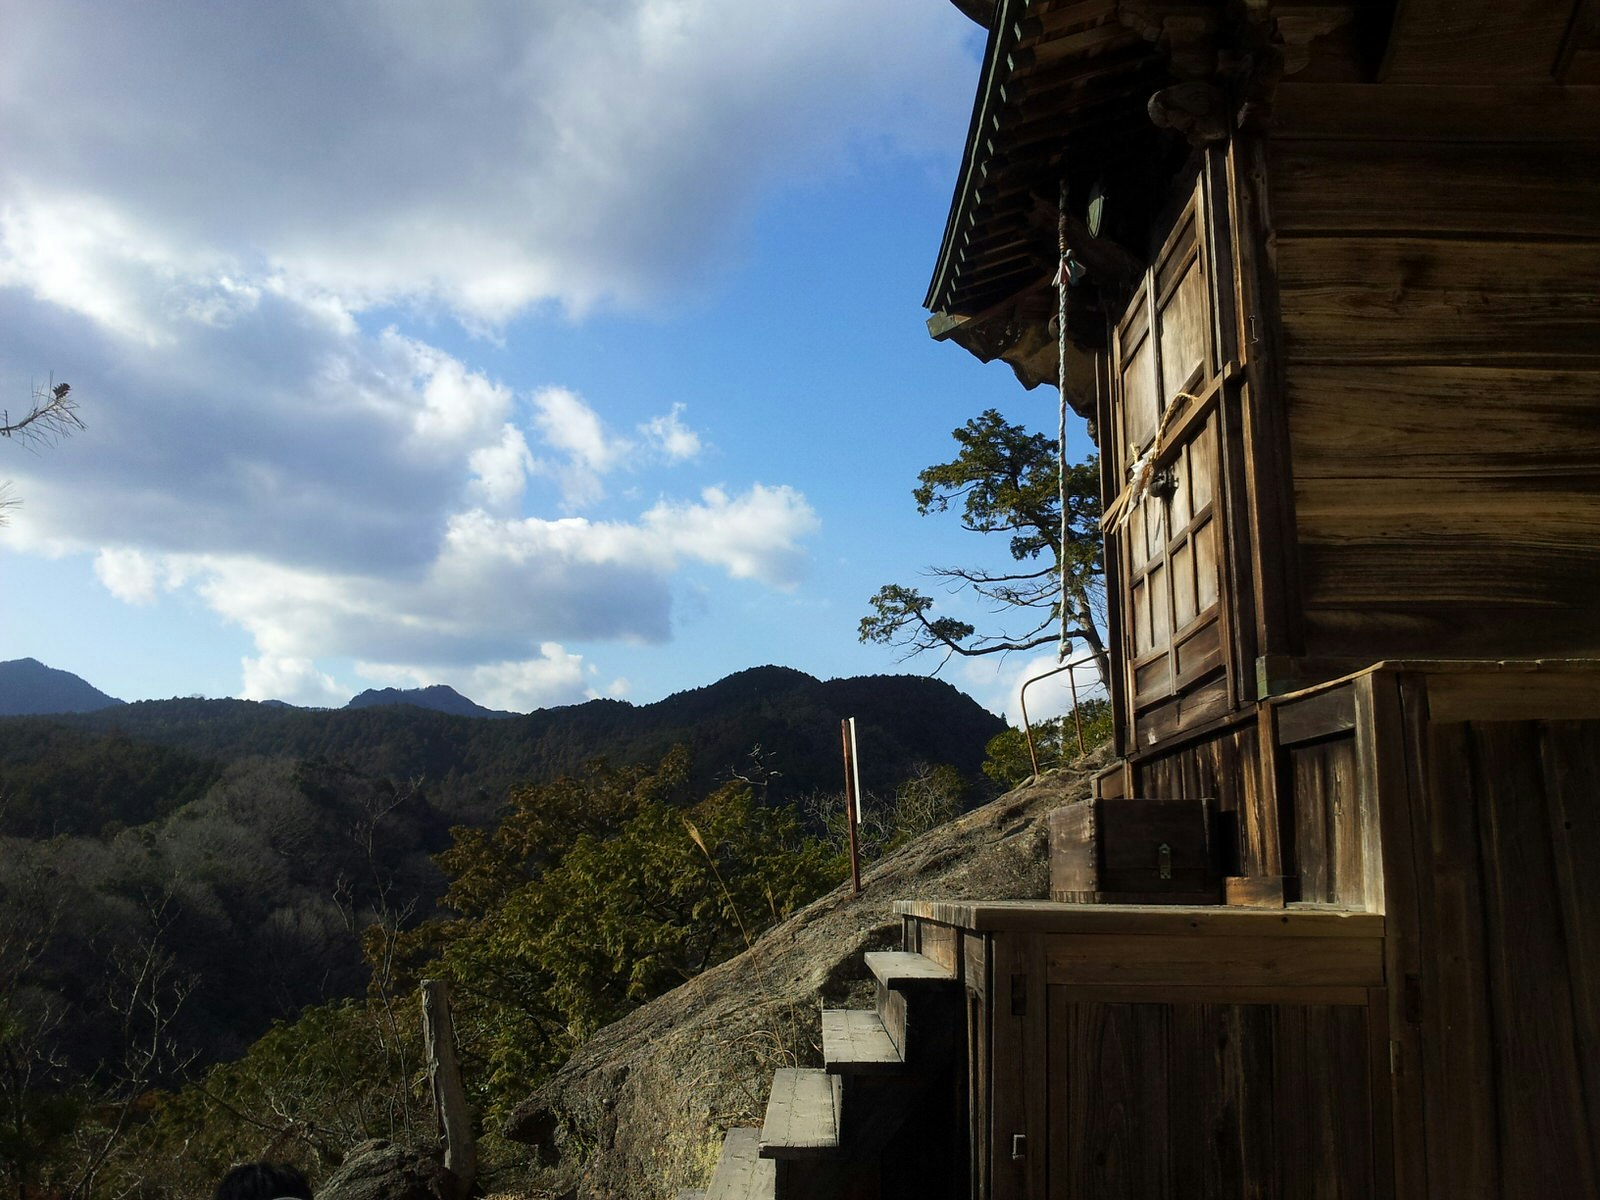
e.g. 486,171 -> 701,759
345,683 -> 515,719
0,662 -> 1007,829
0,657 -> 124,716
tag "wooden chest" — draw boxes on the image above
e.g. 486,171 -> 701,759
1048,797 -> 1221,904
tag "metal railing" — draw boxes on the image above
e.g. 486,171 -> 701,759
1019,651 -> 1101,778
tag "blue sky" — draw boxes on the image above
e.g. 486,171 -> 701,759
0,1 -> 1098,720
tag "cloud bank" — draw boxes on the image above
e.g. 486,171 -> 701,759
0,1 -> 971,708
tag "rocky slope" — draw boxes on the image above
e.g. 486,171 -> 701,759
505,749 -> 1106,1200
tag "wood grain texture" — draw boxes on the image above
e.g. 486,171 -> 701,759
1134,672 -> 1232,746
1425,671 -> 1600,722
1277,684 -> 1357,746
1269,140 -> 1600,238
1365,670 -> 1432,1198
1541,722 -> 1600,1169
1273,1004 -> 1378,1198
865,950 -> 956,987
1278,237 -> 1600,367
917,921 -> 960,975
1045,999 -> 1380,1197
1229,136 -> 1305,665
1295,474 -> 1600,546
1382,0 -> 1574,82
821,1009 -> 904,1076
1292,734 -> 1372,908
1420,722 -> 1499,1197
1044,931 -> 1383,987
1272,82 -> 1600,142
1288,367 -> 1600,480
1048,797 -> 1221,904
1053,999 -> 1170,1199
706,1128 -> 774,1200
892,900 -> 1383,937
1470,721 -> 1598,1197
758,1068 -> 839,1158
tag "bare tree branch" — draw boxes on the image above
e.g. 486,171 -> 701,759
2,378 -> 83,525
2,380 -> 82,446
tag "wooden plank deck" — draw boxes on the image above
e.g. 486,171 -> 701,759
822,1008 -> 903,1075
759,1068 -> 840,1159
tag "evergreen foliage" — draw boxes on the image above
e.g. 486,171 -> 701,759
860,410 -> 1108,683
981,700 -> 1113,788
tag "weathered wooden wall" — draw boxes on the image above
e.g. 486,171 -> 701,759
1047,1000 -> 1381,1199
1372,670 -> 1600,1199
1266,85 -> 1600,663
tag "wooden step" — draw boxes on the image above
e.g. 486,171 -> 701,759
866,950 -> 959,1064
759,1067 -> 840,1159
706,1127 -> 774,1200
822,1008 -> 904,1075
864,950 -> 957,990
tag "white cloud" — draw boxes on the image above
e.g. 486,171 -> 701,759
530,386 -> 632,508
961,652 -> 1107,725
532,387 -> 625,475
644,484 -> 819,588
241,654 -> 347,708
93,547 -> 161,604
0,1 -> 973,323
0,0 -> 962,702
354,644 -> 591,712
640,403 -> 702,462
525,390 -> 709,508
464,648 -> 589,712
65,479 -> 817,699
469,424 -> 536,511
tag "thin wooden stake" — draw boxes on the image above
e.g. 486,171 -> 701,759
421,979 -> 476,1197
841,718 -> 862,895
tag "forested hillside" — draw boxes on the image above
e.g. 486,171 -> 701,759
0,665 -> 1010,1197
1,665 -> 1003,829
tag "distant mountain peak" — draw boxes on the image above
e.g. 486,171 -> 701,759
344,684 -> 513,719
0,658 -> 125,716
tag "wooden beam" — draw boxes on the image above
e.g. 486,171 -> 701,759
1272,81 -> 1600,141
1269,138 -> 1600,238
1381,0 -> 1574,82
1015,0 -> 1118,44
1277,237 -> 1600,367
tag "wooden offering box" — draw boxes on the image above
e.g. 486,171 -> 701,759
1048,797 -> 1221,904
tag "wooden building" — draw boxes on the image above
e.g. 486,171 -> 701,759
695,2 -> 1599,1197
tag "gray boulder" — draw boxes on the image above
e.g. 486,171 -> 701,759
318,1140 -> 460,1200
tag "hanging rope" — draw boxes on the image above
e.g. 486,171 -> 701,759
1097,388 -> 1202,534
1056,177 -> 1071,664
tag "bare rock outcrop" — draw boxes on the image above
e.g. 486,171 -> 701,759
318,1139 -> 459,1200
507,757 -> 1100,1199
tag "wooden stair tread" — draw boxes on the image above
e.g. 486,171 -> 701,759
822,1008 -> 904,1075
865,949 -> 957,989
706,1128 -> 773,1200
759,1067 -> 840,1158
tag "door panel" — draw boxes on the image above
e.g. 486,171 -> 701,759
1110,179 -> 1230,725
